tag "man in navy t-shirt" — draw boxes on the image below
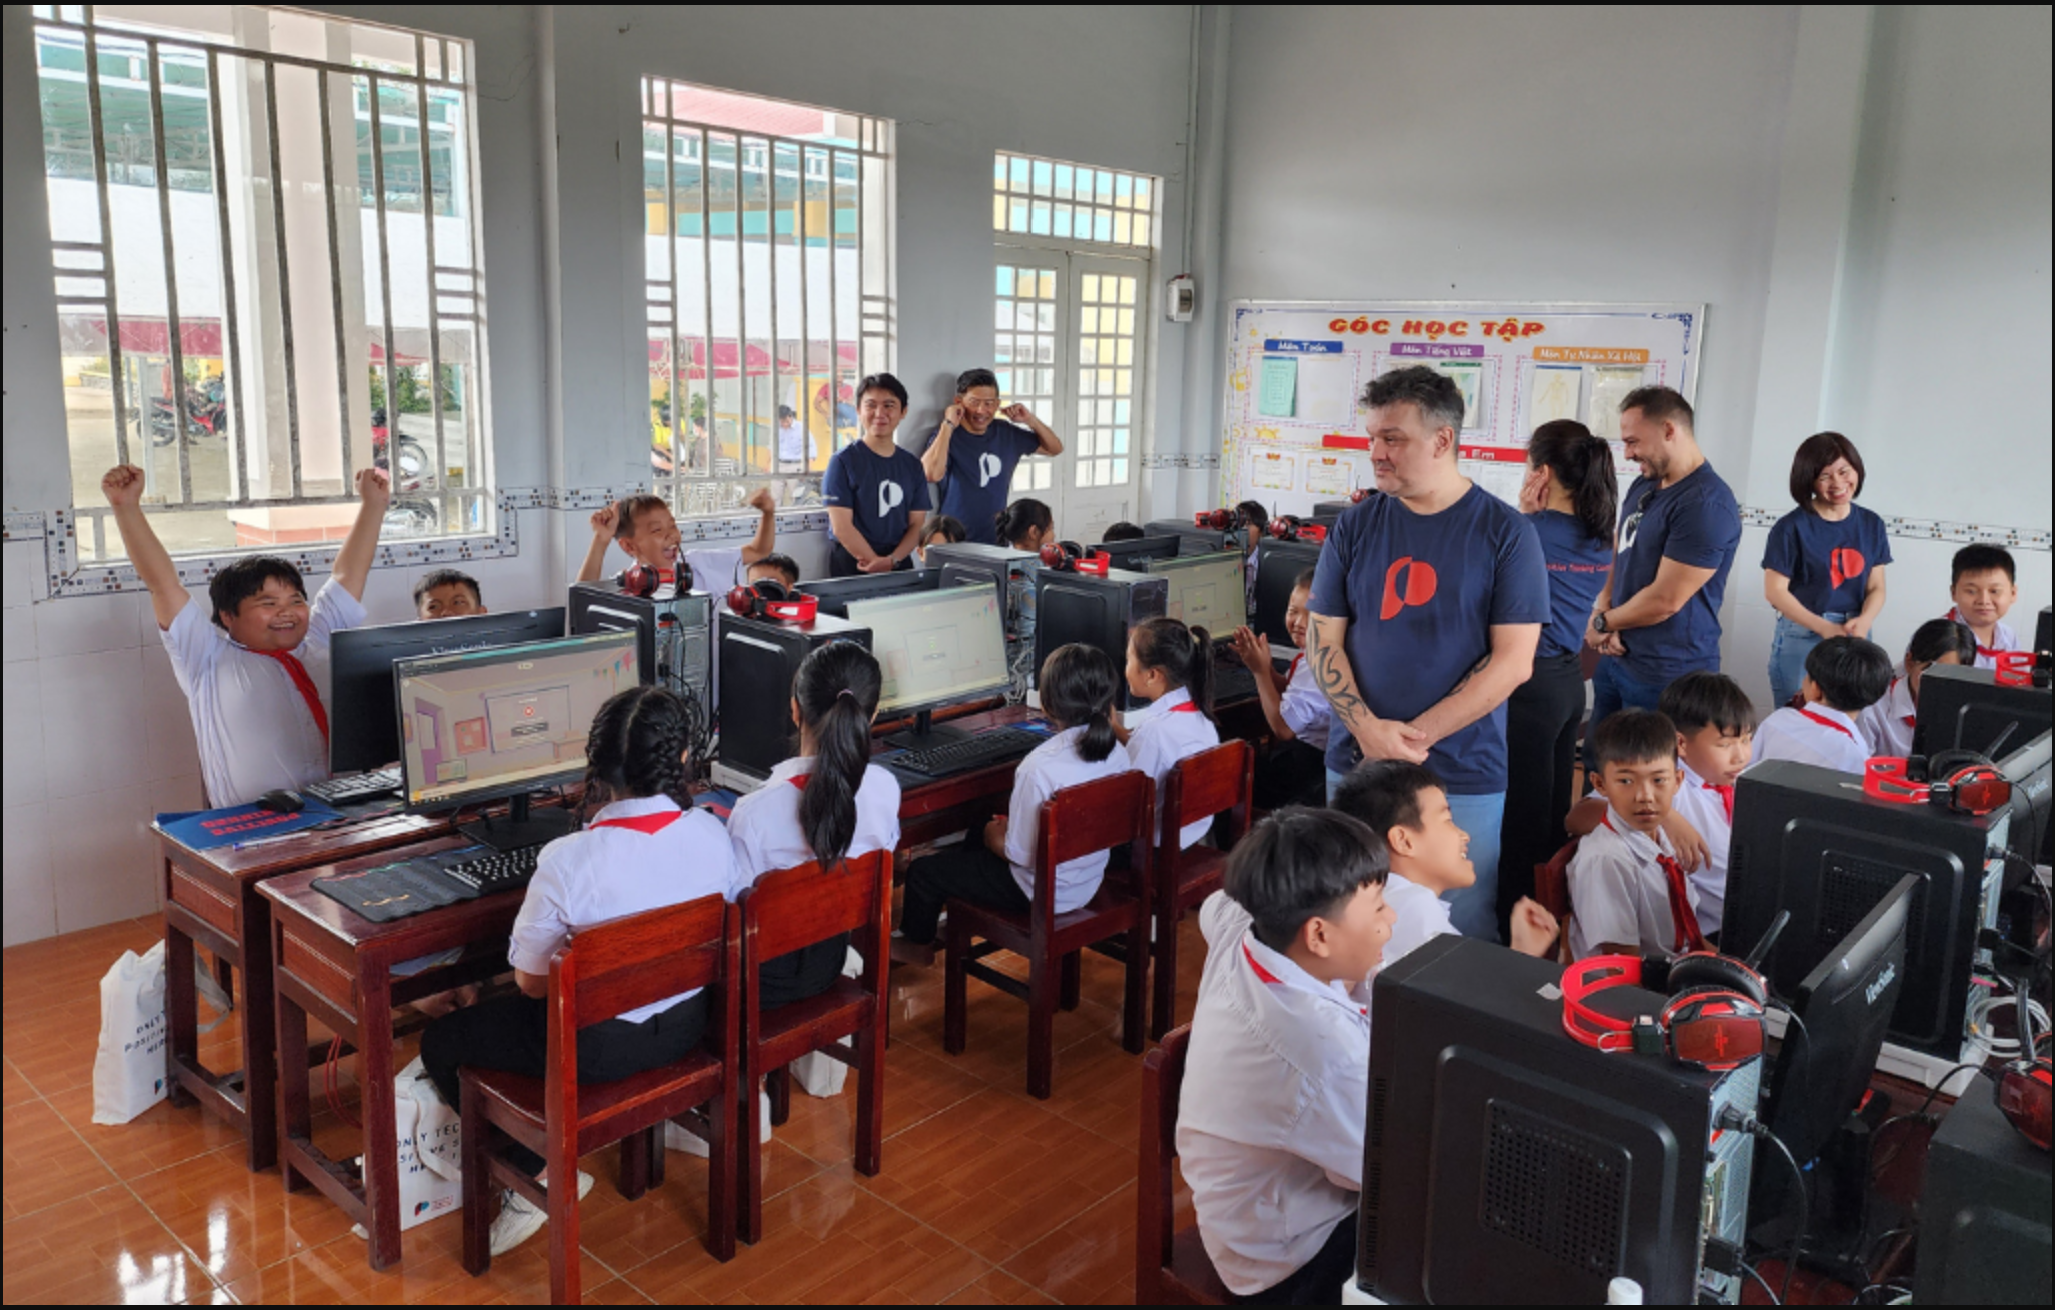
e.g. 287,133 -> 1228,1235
919,367 -> 1064,544
822,372 -> 930,577
1585,386 -> 1741,724
1307,366 -> 1549,943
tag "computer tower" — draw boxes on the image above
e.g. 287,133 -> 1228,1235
1912,662 -> 2053,759
1913,1081 -> 2054,1305
1143,519 -> 1241,557
1252,537 -> 1324,649
568,583 -> 712,716
1724,759 -> 2009,1060
712,610 -> 869,791
1312,499 -> 1356,517
1362,935 -> 1757,1305
2035,604 -> 2053,665
920,541 -> 1040,631
1031,567 -> 1168,712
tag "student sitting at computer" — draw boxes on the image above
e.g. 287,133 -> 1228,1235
1566,709 -> 1701,961
577,488 -> 778,598
414,567 -> 486,619
1235,499 -> 1269,618
914,514 -> 967,566
1750,635 -> 1893,774
1231,567 -> 1332,810
1656,672 -> 1754,940
101,462 -> 389,808
1118,617 -> 1222,851
1331,761 -> 1559,964
1942,542 -> 2024,669
747,553 -> 801,590
996,498 -> 1056,700
894,643 -> 1130,952
821,372 -> 929,577
419,684 -> 736,1256
1860,618 -> 1978,759
1177,808 -> 1395,1303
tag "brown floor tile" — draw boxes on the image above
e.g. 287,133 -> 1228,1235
1,1183 -> 219,1304
127,1143 -> 361,1286
2,1096 -> 121,1220
1000,1180 -> 1138,1304
940,1267 -> 1062,1304
3,1059 -> 35,1109
45,1077 -> 246,1180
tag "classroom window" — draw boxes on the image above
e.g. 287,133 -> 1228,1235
993,152 -> 1154,250
642,80 -> 893,517
30,5 -> 492,561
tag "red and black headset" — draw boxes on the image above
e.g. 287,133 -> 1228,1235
1561,950 -> 1769,1072
1863,749 -> 2014,817
1995,985 -> 2054,1151
1038,540 -> 1111,575
1267,515 -> 1328,545
1192,507 -> 1244,532
724,577 -> 819,623
618,561 -> 665,598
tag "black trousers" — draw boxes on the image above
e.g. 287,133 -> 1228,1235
419,990 -> 709,1176
757,936 -> 849,1011
1253,739 -> 1329,811
1233,1212 -> 1359,1305
898,844 -> 1029,945
1497,650 -> 1587,924
827,543 -> 915,578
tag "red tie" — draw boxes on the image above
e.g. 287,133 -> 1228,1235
256,648 -> 329,744
590,810 -> 681,835
1944,607 -> 2004,663
1287,655 -> 1303,681
1657,853 -> 1709,953
1795,708 -> 1854,739
1704,781 -> 1734,823
790,774 -> 810,791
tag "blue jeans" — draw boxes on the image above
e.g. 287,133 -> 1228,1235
1327,771 -> 1506,945
1588,655 -> 1671,731
1768,610 -> 1848,710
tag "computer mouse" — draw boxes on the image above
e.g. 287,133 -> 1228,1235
257,789 -> 304,815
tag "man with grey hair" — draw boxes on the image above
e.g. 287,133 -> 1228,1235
1305,365 -> 1549,943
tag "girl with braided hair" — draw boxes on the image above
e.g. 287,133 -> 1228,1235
419,685 -> 735,1257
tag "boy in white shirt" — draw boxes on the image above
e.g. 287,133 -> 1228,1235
576,489 -> 779,599
1331,761 -> 1558,965
1656,672 -> 1755,941
1860,619 -> 1977,759
1232,568 -> 1334,809
101,462 -> 388,807
1178,807 -> 1395,1303
1750,635 -> 1892,775
1942,543 -> 2023,670
1566,710 -> 1702,960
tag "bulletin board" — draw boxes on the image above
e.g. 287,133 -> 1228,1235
1218,301 -> 1703,516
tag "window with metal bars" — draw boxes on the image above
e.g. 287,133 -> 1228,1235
30,5 -> 493,562
641,79 -> 893,518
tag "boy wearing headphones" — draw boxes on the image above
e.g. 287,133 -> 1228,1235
576,488 -> 778,600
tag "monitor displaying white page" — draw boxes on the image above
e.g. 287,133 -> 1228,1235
846,585 -> 1011,715
1148,551 -> 1246,635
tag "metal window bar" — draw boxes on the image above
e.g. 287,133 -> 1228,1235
206,48 -> 247,501
262,57 -> 303,498
413,32 -> 448,502
82,21 -> 129,469
367,73 -> 397,495
144,37 -> 193,504
317,66 -> 353,490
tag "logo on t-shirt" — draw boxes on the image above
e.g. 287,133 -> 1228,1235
1829,547 -> 1865,590
877,479 -> 905,518
977,451 -> 1002,488
1380,556 -> 1439,620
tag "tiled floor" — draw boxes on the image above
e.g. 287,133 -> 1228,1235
3,913 -> 1209,1304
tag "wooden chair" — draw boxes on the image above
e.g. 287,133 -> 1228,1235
737,849 -> 892,1244
943,770 -> 1155,1099
1137,1025 -> 1228,1305
1150,740 -> 1255,1039
1535,837 -> 1579,963
459,896 -> 739,1303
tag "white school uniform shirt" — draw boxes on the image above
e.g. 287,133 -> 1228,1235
1750,703 -> 1869,775
1177,890 -> 1369,1297
1858,674 -> 1918,760
1943,606 -> 2019,671
507,796 -> 736,1022
1126,687 -> 1222,849
646,546 -> 747,601
160,577 -> 366,808
1278,654 -> 1334,752
1672,761 -> 1735,937
1379,868 -> 1457,967
1002,725 -> 1134,912
1566,806 -> 1692,961
725,754 -> 902,893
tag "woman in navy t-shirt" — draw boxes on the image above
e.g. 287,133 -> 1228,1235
1499,421 -> 1616,925
1762,432 -> 1891,708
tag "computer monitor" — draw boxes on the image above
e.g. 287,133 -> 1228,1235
803,568 -> 938,617
847,584 -> 1011,749
711,610 -> 870,791
1032,567 -> 1169,712
1912,662 -> 2053,759
1143,518 -> 1242,557
394,630 -> 639,849
1362,935 -> 1757,1305
329,607 -> 567,774
1252,537 -> 1323,649
1913,1070 -> 2055,1304
1724,759 -> 2008,1060
1997,728 -> 2054,866
1090,534 -> 1182,571
1148,551 -> 1247,636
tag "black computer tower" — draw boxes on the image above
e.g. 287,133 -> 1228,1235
1312,499 -> 1356,517
1913,1082 -> 2054,1304
712,610 -> 869,790
568,583 -> 712,716
1363,936 -> 1757,1305
1913,662 -> 2053,758
920,541 -> 1040,631
1725,759 -> 2008,1060
1143,519 -> 1242,557
1031,567 -> 1168,712
1252,537 -> 1324,649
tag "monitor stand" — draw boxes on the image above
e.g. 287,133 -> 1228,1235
884,709 -> 971,753
459,791 -> 580,852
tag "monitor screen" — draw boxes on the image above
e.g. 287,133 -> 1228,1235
847,585 -> 1010,716
395,631 -> 638,810
1149,551 -> 1246,635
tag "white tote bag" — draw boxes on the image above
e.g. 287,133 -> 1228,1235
352,1057 -> 462,1235
91,941 -> 170,1125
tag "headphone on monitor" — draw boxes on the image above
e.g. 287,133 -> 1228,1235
724,578 -> 819,623
1192,507 -> 1247,532
1038,541 -> 1111,575
1267,515 -> 1328,545
1863,751 -> 2014,817
1561,950 -> 1768,1072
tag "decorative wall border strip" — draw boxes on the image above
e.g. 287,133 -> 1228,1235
1738,505 -> 2049,552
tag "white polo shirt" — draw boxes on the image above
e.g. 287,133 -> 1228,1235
1566,807 -> 1693,961
1278,654 -> 1333,752
1751,703 -> 1869,775
1178,890 -> 1369,1297
1672,761 -> 1734,938
1379,867 -> 1457,967
1858,675 -> 1917,760
507,796 -> 736,1023
1944,606 -> 2019,671
161,577 -> 366,808
644,546 -> 747,602
1003,725 -> 1134,912
1126,686 -> 1222,849
726,754 -> 902,894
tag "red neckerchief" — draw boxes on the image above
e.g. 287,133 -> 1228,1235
1892,677 -> 1915,727
1169,702 -> 1201,714
1795,707 -> 1855,739
1242,940 -> 1280,984
254,647 -> 329,743
590,810 -> 681,835
1600,812 -> 1707,954
789,774 -> 809,791
1703,780 -> 1734,823
1287,654 -> 1303,680
1944,607 -> 2005,663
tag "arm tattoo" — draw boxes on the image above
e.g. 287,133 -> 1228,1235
1445,650 -> 1492,699
1308,620 -> 1368,725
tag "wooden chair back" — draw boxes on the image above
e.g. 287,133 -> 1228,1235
1535,838 -> 1578,962
740,849 -> 891,968
1137,1024 -> 1225,1304
1154,741 -> 1253,884
1033,769 -> 1156,920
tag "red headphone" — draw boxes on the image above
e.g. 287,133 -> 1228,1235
1863,752 -> 2013,817
618,562 -> 668,598
1994,988 -> 2054,1151
1561,951 -> 1767,1072
1038,541 -> 1111,575
724,578 -> 819,623
1349,487 -> 1373,504
1193,507 -> 1245,531
1268,515 -> 1328,544
1994,650 -> 2035,688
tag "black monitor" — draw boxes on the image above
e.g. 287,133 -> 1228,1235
1725,759 -> 2008,1060
2036,604 -> 2053,664
711,610 -> 870,791
1089,534 -> 1182,571
1912,661 -> 2053,759
1253,537 -> 1323,648
1913,1069 -> 2055,1304
329,607 -> 566,774
1361,935 -> 1757,1305
1997,728 -> 2054,866
567,583 -> 710,715
847,584 -> 1011,749
1143,518 -> 1242,557
1313,498 -> 1356,516
1032,567 -> 1168,712
802,568 -> 937,617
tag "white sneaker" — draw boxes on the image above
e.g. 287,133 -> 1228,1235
487,1168 -> 595,1256
663,1091 -> 773,1156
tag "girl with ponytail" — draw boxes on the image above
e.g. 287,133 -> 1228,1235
995,498 -> 1056,702
1119,616 -> 1224,850
1496,420 -> 1619,931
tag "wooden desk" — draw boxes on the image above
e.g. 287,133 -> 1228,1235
885,705 -> 1041,848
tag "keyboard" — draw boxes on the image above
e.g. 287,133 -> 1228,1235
442,844 -> 545,895
890,728 -> 1044,778
302,767 -> 402,805
1213,661 -> 1258,703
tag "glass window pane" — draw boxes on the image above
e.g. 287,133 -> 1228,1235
1031,158 -> 1052,196
1093,211 -> 1113,242
1015,268 -> 1036,298
1030,200 -> 1051,235
1052,204 -> 1072,239
1038,270 -> 1056,299
1054,163 -> 1073,200
1009,155 -> 1029,190
995,300 -> 1013,330
993,193 -> 1006,229
1115,212 -> 1131,245
1009,197 -> 1028,232
996,265 -> 1013,294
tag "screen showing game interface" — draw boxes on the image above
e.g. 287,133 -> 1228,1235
1150,552 -> 1245,635
395,632 -> 638,807
847,586 -> 1010,714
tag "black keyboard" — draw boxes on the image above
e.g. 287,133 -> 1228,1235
891,728 -> 1044,778
1213,661 -> 1258,703
302,767 -> 402,805
443,844 -> 545,895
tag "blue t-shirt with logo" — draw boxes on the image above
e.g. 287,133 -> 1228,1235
1610,462 -> 1742,683
1527,509 -> 1614,658
923,419 -> 1043,544
1761,504 -> 1892,617
1307,486 -> 1550,792
822,439 -> 929,557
